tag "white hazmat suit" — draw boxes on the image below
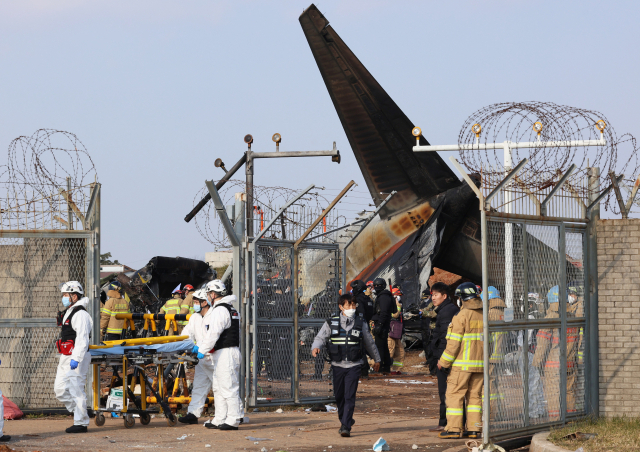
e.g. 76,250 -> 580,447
184,294 -> 242,427
182,301 -> 217,417
54,297 -> 93,427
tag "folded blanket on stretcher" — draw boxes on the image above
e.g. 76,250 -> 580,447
89,339 -> 195,356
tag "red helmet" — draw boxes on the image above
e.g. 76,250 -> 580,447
391,287 -> 403,296
366,281 -> 374,287
183,284 -> 194,292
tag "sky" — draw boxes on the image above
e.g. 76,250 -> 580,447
1,0 -> 638,268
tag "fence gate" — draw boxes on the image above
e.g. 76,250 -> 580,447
484,215 -> 590,440
0,184 -> 100,409
247,239 -> 339,407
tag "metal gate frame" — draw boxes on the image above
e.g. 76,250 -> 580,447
246,238 -> 339,407
481,213 -> 591,441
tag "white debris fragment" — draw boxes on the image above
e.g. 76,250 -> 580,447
373,437 -> 390,451
388,379 -> 434,385
176,435 -> 188,440
275,408 -> 284,413
205,445 -> 211,448
261,448 -> 268,452
412,445 -> 419,450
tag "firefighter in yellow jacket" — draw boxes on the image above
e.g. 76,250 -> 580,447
438,282 -> 484,439
487,286 -> 507,417
100,281 -> 131,341
179,284 -> 196,331
533,285 -> 581,418
161,285 -> 184,335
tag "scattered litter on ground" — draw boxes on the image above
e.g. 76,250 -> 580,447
388,379 -> 433,385
412,445 -> 418,450
275,408 -> 284,413
563,432 -> 598,441
246,437 -> 274,442
260,448 -> 268,452
205,445 -> 211,448
373,437 -> 390,451
411,364 -> 425,368
325,405 -> 337,412
176,434 -> 188,440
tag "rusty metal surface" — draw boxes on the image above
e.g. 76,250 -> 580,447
299,4 -> 460,219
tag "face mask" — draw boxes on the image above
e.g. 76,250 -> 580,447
193,302 -> 202,313
568,295 -> 577,305
62,296 -> 71,308
343,309 -> 356,318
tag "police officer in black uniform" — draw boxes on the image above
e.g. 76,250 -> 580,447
312,294 -> 380,437
370,278 -> 395,373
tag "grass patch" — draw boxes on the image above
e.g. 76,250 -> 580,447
548,416 -> 640,452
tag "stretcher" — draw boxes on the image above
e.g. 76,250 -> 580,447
89,335 -> 201,429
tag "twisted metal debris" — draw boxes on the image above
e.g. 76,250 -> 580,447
457,102 -> 639,214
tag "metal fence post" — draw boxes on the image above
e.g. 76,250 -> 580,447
558,223 -> 567,423
481,210 -> 491,446
587,167 -> 600,416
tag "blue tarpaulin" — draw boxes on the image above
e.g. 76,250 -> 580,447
89,339 -> 195,356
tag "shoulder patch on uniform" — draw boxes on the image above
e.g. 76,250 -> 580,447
351,329 -> 361,337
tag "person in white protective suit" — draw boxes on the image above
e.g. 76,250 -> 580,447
178,288 -> 215,425
0,359 -> 10,442
54,281 -> 93,433
196,280 -> 243,430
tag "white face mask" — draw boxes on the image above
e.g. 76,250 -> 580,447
343,308 -> 356,318
568,295 -> 577,305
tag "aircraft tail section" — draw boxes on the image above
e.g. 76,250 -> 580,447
299,4 -> 460,218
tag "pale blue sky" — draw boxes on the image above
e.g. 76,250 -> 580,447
1,0 -> 638,267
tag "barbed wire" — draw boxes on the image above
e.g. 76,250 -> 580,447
457,102 -> 639,214
0,129 -> 98,229
193,179 -> 357,248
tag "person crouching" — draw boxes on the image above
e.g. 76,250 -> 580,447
312,293 -> 380,437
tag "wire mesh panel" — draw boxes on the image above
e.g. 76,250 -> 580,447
298,323 -> 333,400
486,216 -> 589,439
0,235 -> 91,408
297,245 -> 339,320
256,242 -> 294,319
253,324 -> 294,402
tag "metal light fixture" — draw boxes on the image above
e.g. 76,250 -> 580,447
412,127 -> 422,146
244,134 -> 253,145
472,124 -> 482,136
332,150 -> 341,164
595,120 -> 606,132
272,133 -> 281,151
214,158 -> 227,173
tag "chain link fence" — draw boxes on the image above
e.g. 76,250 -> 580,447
248,239 -> 338,406
0,183 -> 99,409
486,216 -> 588,439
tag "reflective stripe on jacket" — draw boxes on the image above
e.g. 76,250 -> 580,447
532,301 -> 581,368
439,297 -> 484,372
179,294 -> 195,325
100,290 -> 131,335
162,297 -> 182,316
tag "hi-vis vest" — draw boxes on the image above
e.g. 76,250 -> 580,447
328,315 -> 365,362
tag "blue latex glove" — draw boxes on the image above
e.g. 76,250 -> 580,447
196,352 -> 205,359
70,359 -> 79,370
191,345 -> 199,355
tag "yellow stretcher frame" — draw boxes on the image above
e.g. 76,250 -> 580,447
90,334 -> 211,429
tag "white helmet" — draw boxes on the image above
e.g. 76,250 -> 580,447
58,281 -> 84,295
206,279 -> 226,295
193,288 -> 207,301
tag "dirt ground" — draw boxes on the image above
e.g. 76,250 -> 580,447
1,351 -> 479,452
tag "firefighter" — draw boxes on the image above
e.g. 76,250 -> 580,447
533,285 -> 581,418
99,281 -> 131,341
438,282 -> 484,439
179,284 -> 196,332
370,278 -> 395,373
54,281 -> 93,434
487,286 -> 507,418
161,286 -> 183,335
312,293 -> 381,437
